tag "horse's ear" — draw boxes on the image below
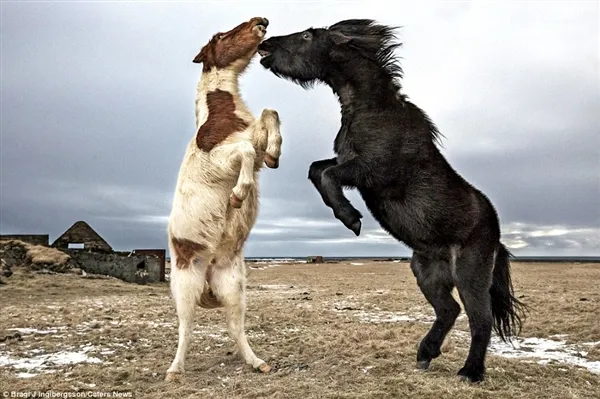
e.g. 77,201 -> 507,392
330,31 -> 352,45
193,47 -> 205,64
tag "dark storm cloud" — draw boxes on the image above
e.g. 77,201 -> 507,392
1,2 -> 598,256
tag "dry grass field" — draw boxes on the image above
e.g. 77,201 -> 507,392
1,261 -> 599,398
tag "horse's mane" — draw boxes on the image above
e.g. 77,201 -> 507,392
329,20 -> 444,146
329,19 -> 403,85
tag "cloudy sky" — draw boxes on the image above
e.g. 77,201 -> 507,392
1,1 -> 598,257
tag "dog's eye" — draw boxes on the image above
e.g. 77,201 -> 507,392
217,34 -> 224,40
302,32 -> 311,40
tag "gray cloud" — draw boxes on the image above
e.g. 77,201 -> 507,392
1,2 -> 598,256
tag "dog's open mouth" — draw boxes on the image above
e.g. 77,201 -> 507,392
258,49 -> 271,58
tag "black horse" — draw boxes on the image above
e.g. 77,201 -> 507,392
258,19 -> 526,382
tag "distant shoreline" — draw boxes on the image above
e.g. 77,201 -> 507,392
176,256 -> 600,263
246,256 -> 600,263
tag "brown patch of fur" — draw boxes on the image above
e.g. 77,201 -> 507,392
198,264 -> 222,309
193,17 -> 266,71
197,90 -> 248,151
170,237 -> 205,269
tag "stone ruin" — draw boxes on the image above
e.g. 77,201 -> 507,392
307,256 -> 324,264
0,221 -> 165,284
51,221 -> 112,252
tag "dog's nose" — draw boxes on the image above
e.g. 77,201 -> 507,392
262,18 -> 269,27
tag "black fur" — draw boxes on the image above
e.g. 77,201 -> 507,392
259,19 -> 527,382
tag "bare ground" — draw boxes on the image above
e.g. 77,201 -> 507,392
1,261 -> 599,398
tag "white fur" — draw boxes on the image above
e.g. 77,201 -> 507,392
166,60 -> 281,380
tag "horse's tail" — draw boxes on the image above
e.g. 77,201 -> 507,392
198,284 -> 223,309
490,243 -> 527,342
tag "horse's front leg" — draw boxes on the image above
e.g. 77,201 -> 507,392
308,158 -> 364,236
227,141 -> 257,208
308,157 -> 337,195
253,109 -> 282,169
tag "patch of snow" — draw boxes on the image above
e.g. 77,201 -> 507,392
356,311 -> 433,323
16,372 -> 38,378
80,383 -> 96,388
550,334 -> 569,339
7,327 -> 66,335
333,303 -> 435,324
489,336 -> 600,374
257,284 -> 293,290
361,366 -> 374,374
146,321 -> 175,328
110,342 -> 133,349
251,258 -> 300,264
0,346 -> 102,377
206,333 -> 228,340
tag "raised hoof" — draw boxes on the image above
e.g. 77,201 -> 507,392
416,360 -> 431,370
457,367 -> 485,383
230,193 -> 243,208
165,371 -> 182,382
336,206 -> 362,236
349,220 -> 362,236
256,362 -> 272,373
264,154 -> 279,169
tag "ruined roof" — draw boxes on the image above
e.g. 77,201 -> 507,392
51,221 -> 112,252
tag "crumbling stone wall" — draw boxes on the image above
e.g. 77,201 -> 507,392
66,250 -> 162,283
133,249 -> 166,282
0,234 -> 49,246
0,240 -> 28,267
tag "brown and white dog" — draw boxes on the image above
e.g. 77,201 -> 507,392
165,17 -> 282,382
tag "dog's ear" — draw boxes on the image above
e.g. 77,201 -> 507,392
193,47 -> 206,64
330,31 -> 352,45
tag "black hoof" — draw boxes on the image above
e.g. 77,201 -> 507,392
457,367 -> 485,383
350,220 -> 362,236
335,206 -> 362,236
416,360 -> 430,370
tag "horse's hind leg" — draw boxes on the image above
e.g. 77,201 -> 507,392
411,252 -> 460,370
453,245 -> 495,383
165,245 -> 209,381
211,253 -> 270,372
